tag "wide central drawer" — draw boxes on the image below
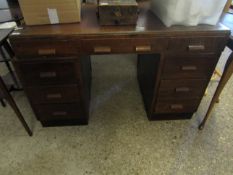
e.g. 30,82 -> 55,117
81,38 -> 168,54
162,54 -> 218,79
26,85 -> 80,104
14,59 -> 80,86
34,103 -> 84,121
158,79 -> 208,99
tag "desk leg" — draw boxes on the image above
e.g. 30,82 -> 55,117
199,52 -> 233,130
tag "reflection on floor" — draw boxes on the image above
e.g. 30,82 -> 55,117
0,51 -> 233,175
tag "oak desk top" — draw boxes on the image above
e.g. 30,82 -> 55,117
9,3 -> 231,127
11,4 -> 230,39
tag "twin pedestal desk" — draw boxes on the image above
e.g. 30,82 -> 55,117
9,5 -> 230,126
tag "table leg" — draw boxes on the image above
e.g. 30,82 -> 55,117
0,99 -> 6,107
0,77 -> 32,136
199,52 -> 233,130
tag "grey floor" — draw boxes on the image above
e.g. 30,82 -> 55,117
0,49 -> 233,175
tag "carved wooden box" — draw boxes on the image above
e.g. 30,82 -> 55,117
97,0 -> 138,25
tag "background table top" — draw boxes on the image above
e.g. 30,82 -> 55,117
0,29 -> 13,44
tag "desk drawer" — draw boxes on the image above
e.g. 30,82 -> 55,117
26,85 -> 80,104
167,37 -> 226,53
162,54 -> 218,79
158,79 -> 208,99
81,38 -> 167,54
12,39 -> 78,58
34,103 -> 84,121
155,99 -> 200,114
14,59 -> 79,85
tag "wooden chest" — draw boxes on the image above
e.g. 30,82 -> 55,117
9,4 -> 230,126
97,0 -> 138,26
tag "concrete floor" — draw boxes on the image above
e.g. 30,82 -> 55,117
0,49 -> 233,175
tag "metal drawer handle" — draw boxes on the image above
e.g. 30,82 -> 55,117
38,49 -> 56,55
188,45 -> 205,51
175,87 -> 190,92
181,66 -> 197,71
171,104 -> 183,110
39,72 -> 57,78
46,93 -> 62,99
94,46 -> 111,53
52,111 -> 67,116
136,45 -> 152,52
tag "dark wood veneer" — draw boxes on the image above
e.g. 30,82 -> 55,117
9,3 -> 230,126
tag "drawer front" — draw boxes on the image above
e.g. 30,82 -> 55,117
26,85 -> 80,104
167,37 -> 226,53
158,79 -> 208,99
15,60 -> 79,85
155,99 -> 200,114
81,38 -> 167,54
34,103 -> 84,121
12,39 -> 78,57
162,54 -> 218,79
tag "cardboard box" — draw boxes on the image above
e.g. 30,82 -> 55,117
19,0 -> 81,25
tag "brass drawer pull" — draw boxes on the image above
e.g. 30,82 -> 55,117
46,93 -> 62,99
175,87 -> 190,92
136,45 -> 152,52
171,104 -> 183,110
94,46 -> 111,53
181,66 -> 197,71
188,45 -> 205,51
39,72 -> 57,78
52,111 -> 67,116
38,49 -> 56,55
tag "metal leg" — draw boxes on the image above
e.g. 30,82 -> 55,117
0,99 -> 6,107
199,52 -> 233,130
0,45 -> 20,89
0,77 -> 32,136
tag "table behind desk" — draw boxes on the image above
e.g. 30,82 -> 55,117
198,12 -> 233,130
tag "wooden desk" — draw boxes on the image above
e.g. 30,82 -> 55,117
0,28 -> 12,43
9,4 -> 230,127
